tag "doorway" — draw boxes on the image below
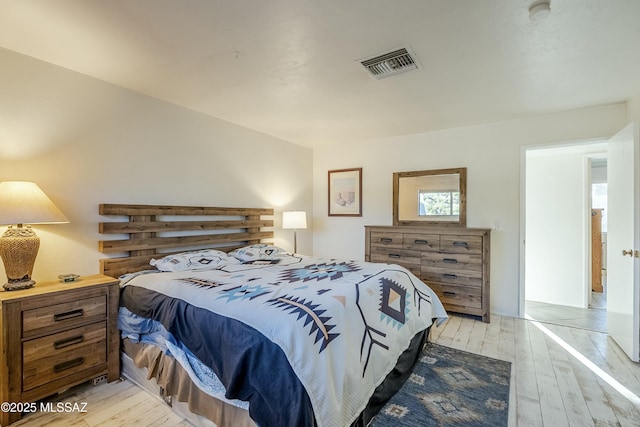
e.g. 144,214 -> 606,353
590,157 -> 608,308
523,142 -> 608,332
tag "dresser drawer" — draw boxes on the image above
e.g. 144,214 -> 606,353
428,283 -> 482,310
23,322 -> 107,391
421,252 -> 482,271
421,266 -> 482,287
370,231 -> 404,248
439,235 -> 483,254
402,233 -> 439,251
370,247 -> 421,273
23,294 -> 107,338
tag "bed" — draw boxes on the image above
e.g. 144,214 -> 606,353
98,204 -> 447,427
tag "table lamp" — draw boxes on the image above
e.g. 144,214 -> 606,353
282,211 -> 307,254
0,181 -> 68,291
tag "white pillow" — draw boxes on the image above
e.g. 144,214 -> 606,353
150,249 -> 237,272
228,244 -> 289,262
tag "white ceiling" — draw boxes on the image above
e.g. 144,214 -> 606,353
1,0 -> 639,149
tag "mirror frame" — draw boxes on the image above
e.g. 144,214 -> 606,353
392,167 -> 467,227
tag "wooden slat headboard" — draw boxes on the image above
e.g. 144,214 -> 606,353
98,204 -> 274,278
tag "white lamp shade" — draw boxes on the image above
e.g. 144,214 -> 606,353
0,181 -> 69,225
282,211 -> 307,229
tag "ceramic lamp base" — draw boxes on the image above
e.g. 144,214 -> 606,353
3,279 -> 35,291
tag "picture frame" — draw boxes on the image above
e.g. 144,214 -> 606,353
328,167 -> 362,216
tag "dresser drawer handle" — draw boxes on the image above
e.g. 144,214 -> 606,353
443,291 -> 456,296
388,254 -> 401,259
380,238 -> 393,243
53,357 -> 84,373
414,239 -> 429,244
443,274 -> 458,280
453,241 -> 469,248
443,258 -> 458,264
53,335 -> 84,350
53,309 -> 84,322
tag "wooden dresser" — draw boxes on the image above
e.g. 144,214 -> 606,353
365,225 -> 491,322
0,274 -> 120,426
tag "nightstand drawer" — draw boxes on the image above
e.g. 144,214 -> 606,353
23,322 -> 107,391
23,294 -> 107,337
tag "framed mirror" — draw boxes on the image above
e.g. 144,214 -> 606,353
393,167 -> 466,226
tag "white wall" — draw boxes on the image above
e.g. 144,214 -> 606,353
0,48 -> 313,281
313,104 -> 627,317
0,45 -> 632,318
627,92 -> 640,124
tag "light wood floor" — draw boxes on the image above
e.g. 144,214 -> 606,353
12,313 -> 640,427
525,293 -> 608,333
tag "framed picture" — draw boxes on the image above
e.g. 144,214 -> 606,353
328,167 -> 362,216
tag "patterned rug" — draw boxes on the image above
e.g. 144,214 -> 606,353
370,343 -> 511,427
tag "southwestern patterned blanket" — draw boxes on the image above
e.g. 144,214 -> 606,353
119,255 -> 447,427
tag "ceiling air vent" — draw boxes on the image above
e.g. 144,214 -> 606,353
360,47 -> 419,79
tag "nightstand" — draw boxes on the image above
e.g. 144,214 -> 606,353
0,274 -> 120,426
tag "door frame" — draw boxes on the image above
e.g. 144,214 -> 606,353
519,138 -> 608,317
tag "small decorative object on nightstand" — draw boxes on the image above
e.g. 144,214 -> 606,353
0,274 -> 120,426
0,181 -> 69,291
58,273 -> 81,283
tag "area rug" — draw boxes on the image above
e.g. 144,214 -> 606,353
369,343 -> 511,427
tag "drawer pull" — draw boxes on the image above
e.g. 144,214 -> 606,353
453,241 -> 469,248
443,274 -> 458,280
53,309 -> 84,322
443,258 -> 458,264
53,357 -> 84,373
380,238 -> 393,243
388,254 -> 401,259
53,335 -> 84,350
414,239 -> 429,244
443,291 -> 456,296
